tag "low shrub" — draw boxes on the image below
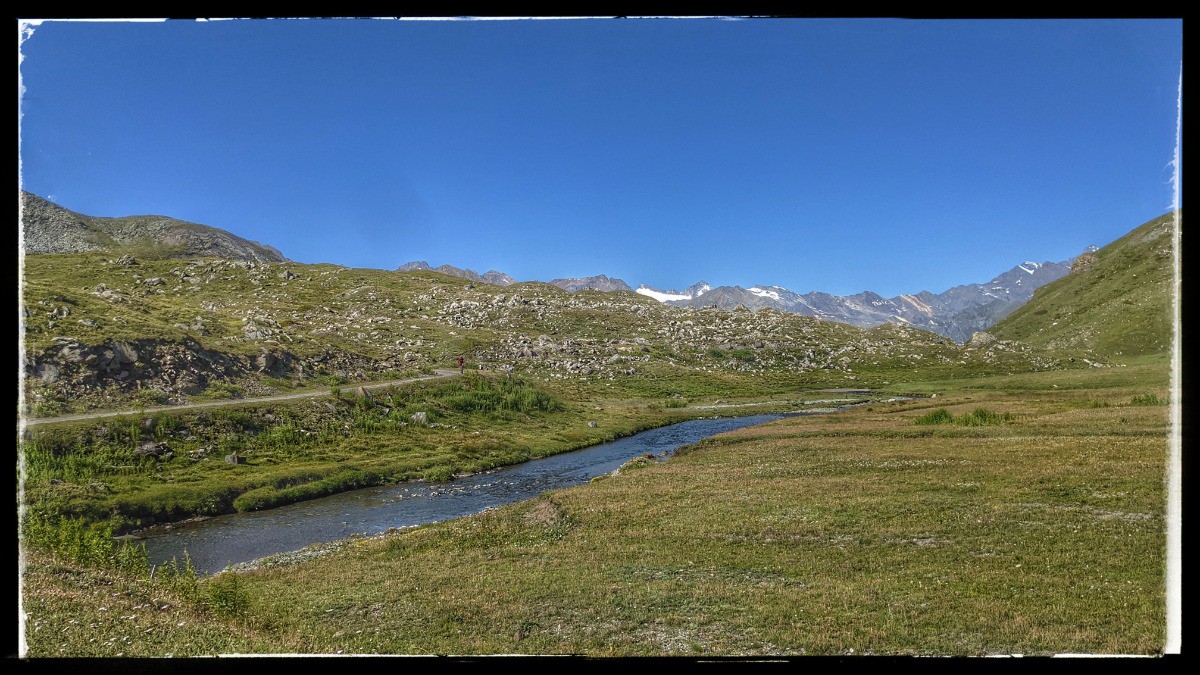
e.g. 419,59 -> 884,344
914,408 -> 954,425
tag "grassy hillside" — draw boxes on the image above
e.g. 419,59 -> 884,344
22,251 -> 1066,415
991,211 -> 1178,359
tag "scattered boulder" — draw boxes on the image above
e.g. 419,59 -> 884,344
137,441 -> 171,459
587,420 -> 598,428
36,363 -> 60,383
225,452 -> 245,465
968,332 -> 998,347
410,411 -> 428,425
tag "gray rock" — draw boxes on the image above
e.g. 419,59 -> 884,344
587,421 -> 598,428
175,372 -> 202,393
137,441 -> 171,458
225,452 -> 245,465
410,411 -> 428,425
36,363 -> 60,383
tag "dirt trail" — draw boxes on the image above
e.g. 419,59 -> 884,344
21,369 -> 461,428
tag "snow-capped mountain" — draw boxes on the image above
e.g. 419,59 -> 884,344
635,281 -> 711,303
658,259 -> 1074,343
397,255 -> 1076,343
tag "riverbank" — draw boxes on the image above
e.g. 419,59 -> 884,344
21,366 -> 1172,656
22,373 -> 874,535
135,413 -> 788,574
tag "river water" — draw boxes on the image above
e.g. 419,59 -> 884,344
139,413 -> 797,574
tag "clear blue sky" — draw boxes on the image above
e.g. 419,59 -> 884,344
18,17 -> 1182,297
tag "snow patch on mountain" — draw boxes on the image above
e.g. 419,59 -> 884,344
900,294 -> 932,314
636,286 -> 692,303
748,287 -> 781,301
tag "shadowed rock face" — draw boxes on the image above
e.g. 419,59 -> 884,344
20,191 -> 287,263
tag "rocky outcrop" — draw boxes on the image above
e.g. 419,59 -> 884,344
1071,251 -> 1098,273
23,336 -> 405,410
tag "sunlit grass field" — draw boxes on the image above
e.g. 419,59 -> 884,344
21,361 -> 1172,656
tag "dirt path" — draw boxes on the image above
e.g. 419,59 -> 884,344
21,369 -> 462,428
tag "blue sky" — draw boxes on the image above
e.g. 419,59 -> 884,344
18,17 -> 1182,297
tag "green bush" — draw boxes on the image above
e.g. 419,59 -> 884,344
1130,393 -> 1163,406
200,381 -> 244,400
23,515 -> 149,574
914,407 -> 1013,426
205,567 -> 250,618
442,375 -> 563,415
955,408 -> 1014,426
728,349 -> 756,362
914,408 -> 954,425
135,389 -> 169,407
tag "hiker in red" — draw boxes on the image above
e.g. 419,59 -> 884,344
458,355 -> 464,374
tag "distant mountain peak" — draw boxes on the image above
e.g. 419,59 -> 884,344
396,260 -> 432,271
635,258 -> 1073,343
549,275 -> 632,293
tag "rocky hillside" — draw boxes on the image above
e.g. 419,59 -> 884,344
20,192 -> 287,263
21,252 -> 1063,416
991,211 -> 1178,358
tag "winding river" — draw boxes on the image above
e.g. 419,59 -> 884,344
139,411 -> 840,575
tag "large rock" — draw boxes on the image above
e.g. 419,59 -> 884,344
137,441 -> 171,459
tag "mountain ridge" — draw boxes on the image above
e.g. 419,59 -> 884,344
21,192 -> 1085,342
20,191 -> 287,263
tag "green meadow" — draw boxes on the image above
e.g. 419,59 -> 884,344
21,359 -> 1172,656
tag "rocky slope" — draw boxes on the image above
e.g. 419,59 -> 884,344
22,253 -> 1061,415
21,191 -> 287,263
